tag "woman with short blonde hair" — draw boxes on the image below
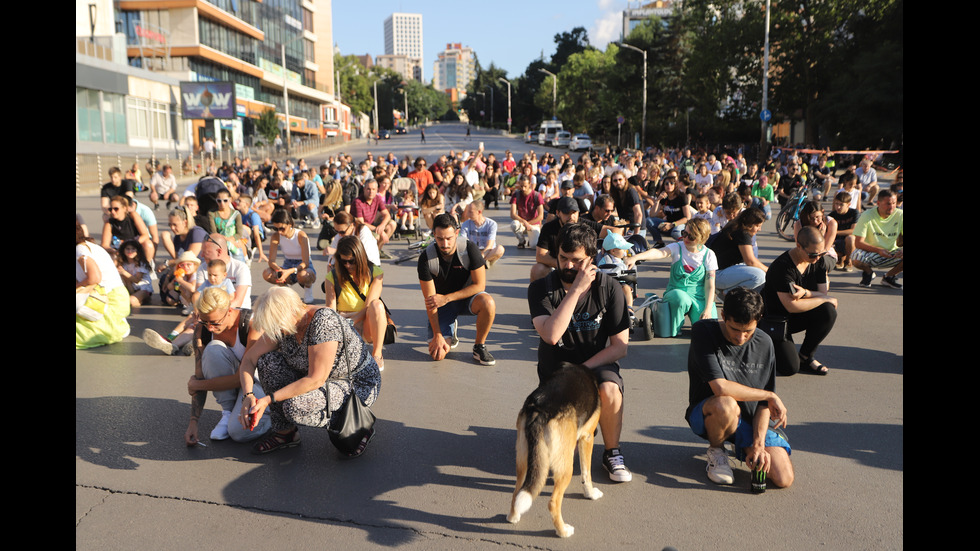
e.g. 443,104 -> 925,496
239,287 -> 382,456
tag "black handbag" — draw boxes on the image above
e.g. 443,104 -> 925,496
326,314 -> 377,456
758,315 -> 788,343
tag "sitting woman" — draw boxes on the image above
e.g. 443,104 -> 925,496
762,226 -> 838,376
102,194 -> 151,255
158,206 -> 208,307
264,209 -> 317,304
793,200 -> 838,278
77,222 -> 130,349
419,184 -> 445,231
116,239 -> 153,308
238,287 -> 382,455
325,236 -> 388,370
708,207 -> 768,295
207,188 -> 247,262
627,218 -> 717,336
329,211 -> 381,267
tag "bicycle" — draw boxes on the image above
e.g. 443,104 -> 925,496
392,232 -> 433,265
774,182 -> 819,241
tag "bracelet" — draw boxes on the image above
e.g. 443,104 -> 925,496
244,391 -> 254,398
269,392 -> 277,405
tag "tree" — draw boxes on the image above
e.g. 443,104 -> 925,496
256,108 -> 280,145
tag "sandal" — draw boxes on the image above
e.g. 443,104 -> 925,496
800,357 -> 829,376
347,428 -> 375,458
251,428 -> 301,454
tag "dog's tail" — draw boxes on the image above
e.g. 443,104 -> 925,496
514,408 -> 550,516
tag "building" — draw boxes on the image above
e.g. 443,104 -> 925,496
622,0 -> 677,39
432,43 -> 475,102
76,0 -> 350,156
383,13 -> 423,82
376,54 -> 422,84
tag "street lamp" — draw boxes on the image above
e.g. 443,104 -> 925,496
617,41 -> 647,151
485,85 -> 494,127
498,77 -> 511,134
281,34 -> 307,155
538,68 -> 557,119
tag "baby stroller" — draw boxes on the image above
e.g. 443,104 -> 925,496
391,177 -> 422,242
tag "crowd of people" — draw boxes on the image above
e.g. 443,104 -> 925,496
77,139 -> 902,488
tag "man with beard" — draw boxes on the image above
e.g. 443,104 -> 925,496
527,223 -> 633,483
418,213 -> 497,365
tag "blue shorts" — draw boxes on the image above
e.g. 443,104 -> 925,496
282,258 -> 316,285
427,292 -> 488,339
688,397 -> 791,461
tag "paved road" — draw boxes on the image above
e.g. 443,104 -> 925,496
76,123 -> 903,550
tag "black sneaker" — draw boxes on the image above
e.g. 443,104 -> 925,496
602,448 -> 632,482
858,271 -> 875,288
472,344 -> 495,366
881,275 -> 902,289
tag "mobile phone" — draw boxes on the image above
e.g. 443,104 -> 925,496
479,141 -> 484,150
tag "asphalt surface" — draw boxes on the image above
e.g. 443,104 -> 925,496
76,124 -> 903,550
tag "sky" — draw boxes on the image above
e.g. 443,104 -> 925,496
330,0 -> 631,83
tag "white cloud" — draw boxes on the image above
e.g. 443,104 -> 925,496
591,5 -> 622,50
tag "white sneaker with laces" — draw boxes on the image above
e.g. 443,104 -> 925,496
602,448 -> 632,482
706,446 -> 734,484
210,410 -> 232,441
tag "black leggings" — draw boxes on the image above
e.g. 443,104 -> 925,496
774,302 -> 838,376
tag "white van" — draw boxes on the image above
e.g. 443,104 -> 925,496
537,120 -> 564,146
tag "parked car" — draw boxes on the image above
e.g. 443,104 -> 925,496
394,126 -> 407,134
552,131 -> 572,148
537,120 -> 564,145
569,134 -> 592,151
524,129 -> 539,143
380,129 -> 391,139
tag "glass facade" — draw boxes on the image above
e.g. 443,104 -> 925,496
77,87 -> 127,144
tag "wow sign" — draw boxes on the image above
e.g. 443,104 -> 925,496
181,81 -> 236,120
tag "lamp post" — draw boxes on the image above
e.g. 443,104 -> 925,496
760,0 -> 772,162
280,34 -> 307,155
498,77 -> 511,134
618,41 -> 647,151
538,68 -> 557,119
485,85 -> 494,127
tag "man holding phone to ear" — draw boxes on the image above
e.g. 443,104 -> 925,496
527,223 -> 633,483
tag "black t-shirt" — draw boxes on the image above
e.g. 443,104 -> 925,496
613,187 -> 645,225
417,239 -> 486,295
686,319 -> 775,423
101,180 -> 134,200
828,209 -> 857,233
537,219 -> 603,258
709,229 -> 754,270
662,194 -> 690,223
779,174 -> 803,196
527,270 -> 630,372
762,251 -> 828,317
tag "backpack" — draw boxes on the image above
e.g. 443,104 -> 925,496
425,236 -> 472,287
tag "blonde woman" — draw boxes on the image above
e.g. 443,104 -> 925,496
239,287 -> 381,455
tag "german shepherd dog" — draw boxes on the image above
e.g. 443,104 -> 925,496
506,363 -> 603,538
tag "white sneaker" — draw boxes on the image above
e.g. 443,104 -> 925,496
303,285 -> 315,304
706,446 -> 734,484
143,328 -> 176,356
210,410 -> 232,441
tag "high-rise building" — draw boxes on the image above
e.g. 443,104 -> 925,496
383,13 -> 423,81
432,43 -> 475,102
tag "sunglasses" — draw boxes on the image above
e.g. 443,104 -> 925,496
806,251 -> 827,259
199,309 -> 230,329
338,257 -> 356,266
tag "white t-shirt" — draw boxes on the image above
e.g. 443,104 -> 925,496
76,242 -> 124,292
666,241 -> 718,274
196,257 -> 252,309
331,226 -> 381,267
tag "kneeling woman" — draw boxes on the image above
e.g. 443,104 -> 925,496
325,236 -> 388,370
264,209 -> 317,304
239,287 -> 382,455
627,218 -> 717,336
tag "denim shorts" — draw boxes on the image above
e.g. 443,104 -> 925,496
688,396 -> 791,461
